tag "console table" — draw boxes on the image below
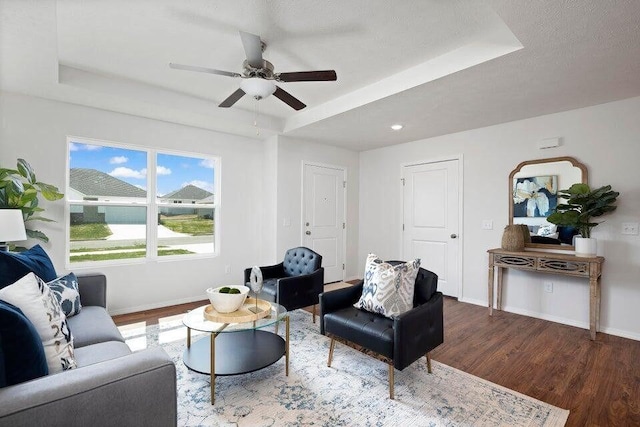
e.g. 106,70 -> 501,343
487,248 -> 605,340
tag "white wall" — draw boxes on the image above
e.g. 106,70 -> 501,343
359,96 -> 640,340
0,91 -> 265,314
275,136 -> 360,279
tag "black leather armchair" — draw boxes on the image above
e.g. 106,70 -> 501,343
244,247 -> 324,322
320,262 -> 443,399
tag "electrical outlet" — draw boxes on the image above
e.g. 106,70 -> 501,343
622,222 -> 639,235
224,265 -> 231,274
482,220 -> 493,230
544,281 -> 553,293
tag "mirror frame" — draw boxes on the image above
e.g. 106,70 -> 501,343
509,156 -> 588,250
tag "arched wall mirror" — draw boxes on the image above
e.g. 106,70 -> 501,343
509,156 -> 588,250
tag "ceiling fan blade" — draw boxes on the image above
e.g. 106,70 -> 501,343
219,88 -> 246,108
169,63 -> 241,78
239,31 -> 264,68
276,70 -> 337,82
273,86 -> 306,110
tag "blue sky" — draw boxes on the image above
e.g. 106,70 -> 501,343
69,141 -> 215,196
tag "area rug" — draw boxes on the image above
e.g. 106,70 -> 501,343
121,310 -> 569,427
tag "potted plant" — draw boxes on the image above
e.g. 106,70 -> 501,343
0,158 -> 64,245
547,183 -> 619,256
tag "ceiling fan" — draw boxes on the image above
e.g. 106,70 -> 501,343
169,31 -> 337,111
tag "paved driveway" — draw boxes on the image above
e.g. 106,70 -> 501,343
106,224 -> 187,240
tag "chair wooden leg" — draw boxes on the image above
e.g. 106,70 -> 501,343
327,338 -> 335,367
312,304 -> 316,323
389,364 -> 395,399
426,352 -> 432,373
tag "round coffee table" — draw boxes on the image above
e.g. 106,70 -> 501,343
182,301 -> 289,404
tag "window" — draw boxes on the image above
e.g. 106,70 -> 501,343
67,138 -> 218,264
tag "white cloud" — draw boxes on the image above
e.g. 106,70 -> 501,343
109,167 -> 147,179
134,184 -> 147,190
156,166 -> 172,175
199,159 -> 216,169
183,180 -> 214,193
69,142 -> 102,152
110,156 -> 128,164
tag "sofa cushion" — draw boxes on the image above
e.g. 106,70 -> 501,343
73,341 -> 132,367
0,300 -> 48,387
354,254 -> 421,318
0,245 -> 58,289
47,273 -> 82,317
324,306 -> 394,359
0,273 -> 76,374
67,306 -> 124,348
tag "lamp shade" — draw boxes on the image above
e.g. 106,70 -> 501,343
240,78 -> 276,100
0,209 -> 27,243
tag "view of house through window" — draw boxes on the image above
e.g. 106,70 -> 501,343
68,140 -> 217,263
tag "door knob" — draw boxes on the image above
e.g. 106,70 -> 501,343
450,233 -> 457,238
305,231 -> 311,235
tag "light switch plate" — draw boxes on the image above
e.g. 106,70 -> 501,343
482,220 -> 493,230
622,222 -> 639,235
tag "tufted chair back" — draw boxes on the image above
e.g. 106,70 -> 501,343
283,247 -> 322,277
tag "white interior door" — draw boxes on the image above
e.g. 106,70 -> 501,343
403,159 -> 460,297
303,164 -> 345,283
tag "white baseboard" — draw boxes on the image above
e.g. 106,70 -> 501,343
599,326 -> 640,341
108,295 -> 207,316
458,297 -> 486,307
457,298 -> 640,342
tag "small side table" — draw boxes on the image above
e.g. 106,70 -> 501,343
182,302 -> 289,404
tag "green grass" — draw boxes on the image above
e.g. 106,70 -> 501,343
70,244 -> 146,253
159,215 -> 213,236
70,248 -> 193,262
70,223 -> 112,241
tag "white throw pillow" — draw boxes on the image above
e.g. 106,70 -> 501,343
353,254 -> 421,318
537,224 -> 558,237
0,273 -> 77,373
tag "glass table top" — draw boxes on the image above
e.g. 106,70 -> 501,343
182,302 -> 287,333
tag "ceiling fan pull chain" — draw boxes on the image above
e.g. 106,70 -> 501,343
254,99 -> 260,136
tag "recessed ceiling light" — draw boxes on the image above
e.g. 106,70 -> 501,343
390,124 -> 403,131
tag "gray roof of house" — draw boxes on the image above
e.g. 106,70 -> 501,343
69,168 -> 147,198
162,185 -> 212,200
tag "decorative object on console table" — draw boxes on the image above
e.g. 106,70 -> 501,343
0,158 -> 64,245
0,209 -> 27,251
547,183 -> 619,257
501,225 -> 525,251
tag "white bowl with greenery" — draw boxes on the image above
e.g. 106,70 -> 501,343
206,285 -> 250,313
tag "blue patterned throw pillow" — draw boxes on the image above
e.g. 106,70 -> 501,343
47,273 -> 82,317
0,244 -> 58,289
354,254 -> 421,318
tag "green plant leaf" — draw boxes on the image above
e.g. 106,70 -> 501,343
25,228 -> 49,242
25,215 -> 55,222
7,176 -> 24,194
16,159 -> 36,183
36,182 -> 64,201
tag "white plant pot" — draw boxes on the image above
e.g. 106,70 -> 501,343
574,237 -> 597,257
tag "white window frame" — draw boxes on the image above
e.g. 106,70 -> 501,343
65,136 -> 220,269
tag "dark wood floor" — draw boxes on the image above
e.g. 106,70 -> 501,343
112,296 -> 640,426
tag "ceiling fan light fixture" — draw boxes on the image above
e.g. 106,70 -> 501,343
240,78 -> 276,100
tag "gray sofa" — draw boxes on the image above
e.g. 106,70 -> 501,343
0,274 -> 177,427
